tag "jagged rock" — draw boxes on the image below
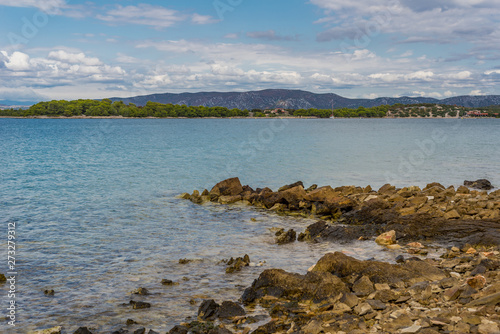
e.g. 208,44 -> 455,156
218,301 -> 246,318
278,181 -> 303,192
225,255 -> 250,273
210,177 -> 244,196
352,275 -> 375,296
312,252 -> 445,284
304,186 -> 341,202
280,185 -> 307,203
275,229 -> 296,244
241,268 -> 348,304
464,179 -> 493,190
198,299 -> 219,320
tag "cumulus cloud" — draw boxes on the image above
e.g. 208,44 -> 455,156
1,51 -> 31,71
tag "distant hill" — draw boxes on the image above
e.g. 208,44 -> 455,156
109,89 -> 500,109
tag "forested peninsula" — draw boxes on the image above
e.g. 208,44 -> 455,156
1,99 -> 499,118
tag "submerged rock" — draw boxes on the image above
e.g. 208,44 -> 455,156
275,228 -> 296,244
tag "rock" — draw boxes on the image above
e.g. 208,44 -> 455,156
278,181 -> 303,192
466,291 -> 500,306
168,325 -> 189,334
44,289 -> 55,296
340,292 -> 359,308
396,255 -> 405,263
0,273 -> 6,283
379,184 -> 396,194
126,319 -> 137,325
375,230 -> 396,246
312,252 -> 445,284
147,330 -> 159,334
225,255 -> 250,273
444,209 -> 461,219
464,179 -> 493,190
198,299 -> 220,320
241,268 -> 348,304
374,289 -> 399,303
130,301 -> 151,309
132,287 -> 150,295
275,229 -> 296,244
353,302 -> 372,316
35,327 -> 63,334
478,320 -> 500,334
401,323 -> 422,333
218,195 -> 242,204
133,329 -> 146,334
73,328 -> 92,334
161,279 -> 179,286
352,275 -> 375,296
218,301 -> 245,319
210,177 -> 244,196
280,185 -> 307,203
467,275 -> 487,289
304,186 -> 340,202
366,299 -> 386,310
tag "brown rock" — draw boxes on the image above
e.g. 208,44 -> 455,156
280,185 -> 306,203
352,275 -> 375,296
304,186 -> 341,202
312,252 -> 445,284
467,275 -> 486,289
444,209 -> 461,219
375,230 -> 396,245
210,177 -> 244,196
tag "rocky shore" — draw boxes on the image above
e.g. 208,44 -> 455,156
182,177 -> 499,247
13,177 -> 499,333
172,178 -> 499,333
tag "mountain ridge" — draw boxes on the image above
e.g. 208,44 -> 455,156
108,89 -> 500,109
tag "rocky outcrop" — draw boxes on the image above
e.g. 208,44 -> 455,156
184,178 -> 500,246
464,179 -> 494,190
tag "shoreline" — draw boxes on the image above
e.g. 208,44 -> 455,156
168,177 -> 500,334
0,115 -> 498,120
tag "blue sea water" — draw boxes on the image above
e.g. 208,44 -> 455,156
0,118 -> 498,332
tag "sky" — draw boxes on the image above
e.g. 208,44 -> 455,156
1,0 -> 500,103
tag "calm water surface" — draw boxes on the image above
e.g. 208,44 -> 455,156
0,118 -> 498,332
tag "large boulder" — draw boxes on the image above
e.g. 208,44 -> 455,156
280,185 -> 307,204
242,268 -> 348,304
210,177 -> 244,196
464,179 -> 493,190
312,252 -> 445,284
304,186 -> 341,202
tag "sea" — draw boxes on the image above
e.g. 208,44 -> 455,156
0,118 -> 498,332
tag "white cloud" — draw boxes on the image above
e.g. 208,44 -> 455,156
1,51 -> 31,71
470,89 -> 486,95
224,33 -> 239,39
0,0 -> 66,14
96,4 -> 217,29
447,71 -> 471,79
485,69 -> 500,75
191,13 -> 219,25
48,50 -> 102,66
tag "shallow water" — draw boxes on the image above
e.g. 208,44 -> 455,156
0,118 -> 498,332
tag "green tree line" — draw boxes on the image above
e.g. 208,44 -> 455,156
2,99 -> 497,118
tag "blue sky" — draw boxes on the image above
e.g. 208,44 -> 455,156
1,0 -> 500,102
